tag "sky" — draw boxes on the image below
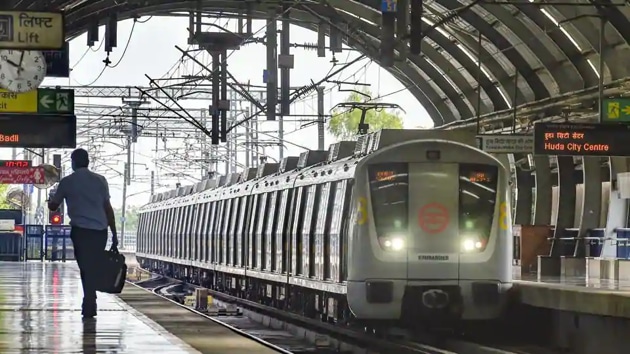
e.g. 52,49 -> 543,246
0,16 -> 432,215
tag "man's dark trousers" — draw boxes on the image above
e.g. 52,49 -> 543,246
71,226 -> 107,316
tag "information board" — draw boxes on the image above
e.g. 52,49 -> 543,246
476,134 -> 534,154
533,122 -> 630,156
0,11 -> 65,50
0,160 -> 31,168
0,88 -> 75,114
0,114 -> 76,148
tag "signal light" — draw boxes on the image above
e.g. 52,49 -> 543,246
49,212 -> 63,225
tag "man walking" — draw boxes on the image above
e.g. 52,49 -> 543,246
48,148 -> 119,318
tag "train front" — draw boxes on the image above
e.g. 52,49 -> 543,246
346,139 -> 512,325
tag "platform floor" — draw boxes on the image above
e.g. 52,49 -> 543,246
513,271 -> 630,318
0,261 -> 277,353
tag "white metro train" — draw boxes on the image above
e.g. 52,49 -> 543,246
136,129 -> 513,327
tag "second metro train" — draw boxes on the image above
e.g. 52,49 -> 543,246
136,129 -> 513,326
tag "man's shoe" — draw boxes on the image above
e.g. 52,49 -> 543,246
82,302 -> 97,318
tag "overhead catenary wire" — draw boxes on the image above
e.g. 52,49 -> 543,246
71,18 -> 139,86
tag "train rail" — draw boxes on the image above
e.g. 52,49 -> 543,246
128,268 -> 553,354
128,276 -> 294,353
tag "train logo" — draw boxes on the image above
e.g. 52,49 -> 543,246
418,202 -> 449,234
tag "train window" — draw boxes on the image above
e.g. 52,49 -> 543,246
206,202 -> 218,263
222,199 -> 233,264
276,189 -> 293,273
215,201 -> 225,263
459,163 -> 498,252
249,195 -> 261,269
228,197 -> 242,266
264,191 -> 279,271
367,163 -> 409,236
236,196 -> 250,267
290,187 -> 307,275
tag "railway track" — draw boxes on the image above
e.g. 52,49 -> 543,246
127,268 -> 555,354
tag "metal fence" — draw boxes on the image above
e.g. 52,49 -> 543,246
107,232 -> 136,252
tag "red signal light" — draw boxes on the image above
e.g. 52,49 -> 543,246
51,214 -> 61,224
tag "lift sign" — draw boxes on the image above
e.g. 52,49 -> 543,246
534,122 -> 630,157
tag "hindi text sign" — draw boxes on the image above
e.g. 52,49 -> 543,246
0,11 -> 65,50
476,134 -> 534,154
0,166 -> 45,184
533,122 -> 630,157
0,88 -> 74,113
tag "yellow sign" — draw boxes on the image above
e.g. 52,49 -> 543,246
0,89 -> 37,113
0,11 -> 65,50
607,101 -> 620,119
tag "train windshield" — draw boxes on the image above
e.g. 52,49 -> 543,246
367,163 -> 409,236
459,164 -> 498,250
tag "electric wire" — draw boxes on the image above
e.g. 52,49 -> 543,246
108,19 -> 138,68
71,19 -> 138,86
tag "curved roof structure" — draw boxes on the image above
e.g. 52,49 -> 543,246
12,0 -> 630,126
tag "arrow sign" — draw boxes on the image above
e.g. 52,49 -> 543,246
39,95 -> 54,109
37,89 -> 74,114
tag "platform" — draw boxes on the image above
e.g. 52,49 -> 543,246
0,262 -> 278,354
513,273 -> 630,318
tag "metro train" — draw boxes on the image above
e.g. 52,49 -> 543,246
136,129 -> 513,327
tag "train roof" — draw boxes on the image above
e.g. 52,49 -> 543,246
139,129 -> 477,212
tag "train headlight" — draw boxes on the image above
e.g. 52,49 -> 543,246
378,234 -> 406,251
461,233 -> 484,252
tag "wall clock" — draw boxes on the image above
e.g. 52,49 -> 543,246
0,50 -> 47,93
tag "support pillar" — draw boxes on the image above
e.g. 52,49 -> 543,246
266,12 -> 278,122
575,157 -> 602,257
317,86 -> 325,150
515,161 -> 533,225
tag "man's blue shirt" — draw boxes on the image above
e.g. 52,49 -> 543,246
50,168 -> 110,231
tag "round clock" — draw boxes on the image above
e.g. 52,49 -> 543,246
0,50 -> 46,93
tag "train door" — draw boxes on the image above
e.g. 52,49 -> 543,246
407,163 -> 460,280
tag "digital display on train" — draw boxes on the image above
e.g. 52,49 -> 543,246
375,170 -> 396,181
534,122 -> 630,156
467,171 -> 493,183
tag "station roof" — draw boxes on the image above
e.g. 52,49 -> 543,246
12,0 -> 630,127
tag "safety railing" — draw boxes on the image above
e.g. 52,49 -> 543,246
544,228 -> 630,258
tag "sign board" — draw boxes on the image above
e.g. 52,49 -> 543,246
476,134 -> 534,154
0,219 -> 15,231
381,0 -> 398,12
0,160 -> 31,168
0,11 -> 65,50
43,42 -> 70,77
0,114 -> 76,148
0,88 -> 74,114
0,166 -> 45,184
602,98 -> 630,122
533,122 -> 630,156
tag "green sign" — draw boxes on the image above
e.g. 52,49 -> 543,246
602,98 -> 630,122
37,88 -> 74,114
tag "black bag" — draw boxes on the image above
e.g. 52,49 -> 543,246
97,246 -> 127,294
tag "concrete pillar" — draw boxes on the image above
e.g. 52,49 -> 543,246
576,157 -> 602,257
533,156 -> 552,225
514,153 -> 533,225
551,156 -> 577,257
